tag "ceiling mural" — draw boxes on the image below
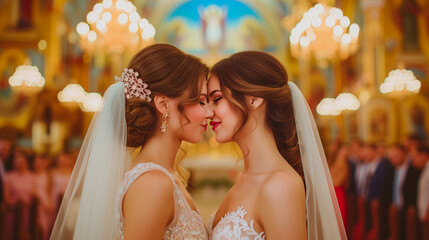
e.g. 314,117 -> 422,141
139,0 -> 290,56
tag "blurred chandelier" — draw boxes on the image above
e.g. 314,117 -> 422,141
317,98 -> 341,116
76,0 -> 155,54
289,3 -> 360,61
8,65 -> 45,94
58,84 -> 103,112
317,93 -> 360,116
380,69 -> 421,97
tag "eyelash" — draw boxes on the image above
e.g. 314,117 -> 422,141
213,97 -> 222,103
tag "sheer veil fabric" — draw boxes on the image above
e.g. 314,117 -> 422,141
288,82 -> 347,240
50,82 -> 131,240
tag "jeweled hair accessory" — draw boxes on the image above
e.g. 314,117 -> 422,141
115,68 -> 152,102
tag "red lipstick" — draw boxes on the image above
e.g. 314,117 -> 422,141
210,121 -> 221,130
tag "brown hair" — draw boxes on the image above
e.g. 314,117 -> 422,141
210,51 -> 304,179
125,44 -> 209,147
125,44 -> 208,183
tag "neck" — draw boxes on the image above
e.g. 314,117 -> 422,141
135,131 -> 181,173
236,123 -> 286,174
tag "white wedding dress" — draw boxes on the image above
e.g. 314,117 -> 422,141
208,207 -> 265,240
117,162 -> 208,240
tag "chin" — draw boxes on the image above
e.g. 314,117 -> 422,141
215,134 -> 232,143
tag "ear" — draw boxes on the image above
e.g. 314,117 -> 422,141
246,96 -> 264,110
153,95 -> 169,114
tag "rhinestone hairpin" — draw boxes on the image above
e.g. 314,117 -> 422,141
115,68 -> 152,102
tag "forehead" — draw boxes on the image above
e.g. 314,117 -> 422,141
207,75 -> 220,91
200,83 -> 207,94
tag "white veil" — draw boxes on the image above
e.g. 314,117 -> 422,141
50,82 -> 131,240
288,82 -> 347,240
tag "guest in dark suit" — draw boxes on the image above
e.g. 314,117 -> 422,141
0,138 -> 13,203
367,142 -> 390,236
348,139 -> 364,195
417,146 -> 429,240
378,144 -> 407,240
400,145 -> 427,240
0,138 -> 13,237
368,155 -> 390,203
403,133 -> 423,162
346,139 -> 362,230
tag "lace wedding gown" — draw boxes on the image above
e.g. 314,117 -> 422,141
117,162 -> 208,240
208,206 -> 265,240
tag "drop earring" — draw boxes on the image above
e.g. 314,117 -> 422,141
161,112 -> 169,133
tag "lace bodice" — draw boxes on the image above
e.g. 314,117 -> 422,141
208,206 -> 265,240
118,162 -> 207,240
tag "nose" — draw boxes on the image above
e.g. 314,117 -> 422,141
204,104 -> 214,119
208,100 -> 216,112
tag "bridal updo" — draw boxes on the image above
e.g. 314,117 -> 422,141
210,51 -> 304,179
125,44 -> 209,148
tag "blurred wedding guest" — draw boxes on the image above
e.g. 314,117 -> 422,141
392,144 -> 410,210
33,154 -> 53,240
403,145 -> 426,211
417,146 -> 429,239
2,149 -> 35,240
376,144 -> 407,240
360,144 -> 378,198
403,133 -> 423,162
401,144 -> 427,240
51,152 -> 73,223
356,144 -> 378,232
0,138 -> 13,236
368,142 -> 390,203
0,138 -> 13,202
329,144 -> 349,226
390,142 -> 414,240
348,139 -> 363,196
368,144 -> 395,240
346,139 -> 362,231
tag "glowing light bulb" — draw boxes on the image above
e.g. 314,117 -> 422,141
77,22 -> 90,35
118,13 -> 128,25
88,31 -> 97,42
333,25 -> 343,37
325,16 -> 335,27
102,12 -> 112,23
340,16 -> 350,28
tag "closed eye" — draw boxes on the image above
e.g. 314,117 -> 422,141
200,97 -> 208,105
213,97 -> 222,103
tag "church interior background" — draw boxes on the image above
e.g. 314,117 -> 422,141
0,0 -> 429,239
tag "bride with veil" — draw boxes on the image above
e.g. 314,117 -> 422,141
206,51 -> 347,239
50,43 -> 213,240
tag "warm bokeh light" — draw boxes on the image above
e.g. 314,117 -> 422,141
380,69 -> 421,96
57,84 -> 87,104
288,3 -> 360,60
335,93 -> 360,111
317,92 -> 360,115
8,65 -> 45,94
81,92 -> 103,112
76,0 -> 155,54
317,98 -> 342,116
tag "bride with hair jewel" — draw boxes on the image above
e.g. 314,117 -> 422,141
207,51 -> 347,240
51,43 -> 213,240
